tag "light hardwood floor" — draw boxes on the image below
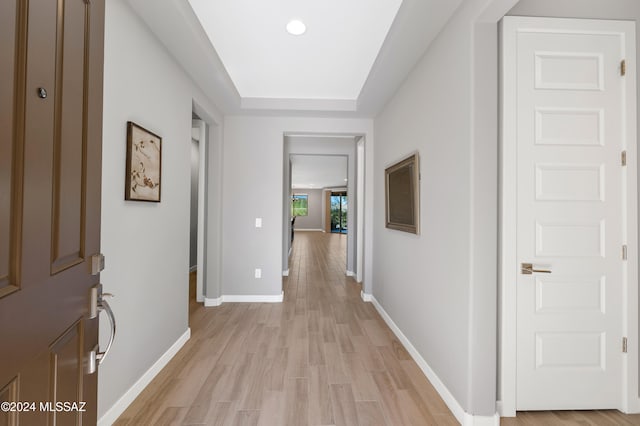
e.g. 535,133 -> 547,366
115,232 -> 640,425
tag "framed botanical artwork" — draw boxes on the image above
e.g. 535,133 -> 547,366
385,152 -> 420,234
125,121 -> 162,202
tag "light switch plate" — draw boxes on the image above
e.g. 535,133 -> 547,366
255,218 -> 262,228
255,268 -> 262,279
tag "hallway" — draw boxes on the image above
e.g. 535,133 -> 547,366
113,232 -> 640,425
114,231 -> 458,425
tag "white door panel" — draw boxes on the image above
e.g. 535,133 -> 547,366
503,17 -> 635,411
535,108 -> 604,146
535,163 -> 604,201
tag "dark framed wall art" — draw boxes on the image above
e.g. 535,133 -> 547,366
125,121 -> 162,202
385,152 -> 420,234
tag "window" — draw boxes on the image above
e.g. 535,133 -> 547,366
291,194 -> 308,216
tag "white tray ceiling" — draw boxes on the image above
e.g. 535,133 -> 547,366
187,0 -> 403,100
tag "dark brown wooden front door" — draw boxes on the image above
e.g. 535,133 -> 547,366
1,0 -> 105,424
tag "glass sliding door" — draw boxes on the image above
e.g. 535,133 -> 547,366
330,192 -> 348,234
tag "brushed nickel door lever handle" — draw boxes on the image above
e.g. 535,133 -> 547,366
521,263 -> 552,275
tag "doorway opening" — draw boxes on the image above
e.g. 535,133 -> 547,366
189,118 -> 200,304
282,134 -> 364,282
189,114 -> 206,306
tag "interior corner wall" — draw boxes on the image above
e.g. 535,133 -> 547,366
205,122 -> 224,300
293,189 -> 324,230
372,0 -> 511,418
222,116 -> 373,298
99,0 -> 222,419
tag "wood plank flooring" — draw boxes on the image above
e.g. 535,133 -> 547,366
114,232 -> 640,425
503,410 -> 640,426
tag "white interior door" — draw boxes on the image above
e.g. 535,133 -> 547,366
503,16 -> 636,411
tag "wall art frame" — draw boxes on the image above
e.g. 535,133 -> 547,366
385,152 -> 420,234
125,121 -> 162,202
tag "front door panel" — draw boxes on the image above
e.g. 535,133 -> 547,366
0,0 -> 105,424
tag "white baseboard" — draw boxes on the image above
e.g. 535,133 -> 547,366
204,291 -> 284,306
295,228 -> 323,232
346,270 -> 355,277
188,265 -> 197,273
360,291 -> 372,302
223,292 -> 284,303
370,296 -> 498,426
463,412 -> 500,426
282,269 -> 289,277
97,328 -> 191,426
204,296 -> 222,307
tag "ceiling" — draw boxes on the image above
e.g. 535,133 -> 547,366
187,0 -> 402,101
127,0 -> 463,115
291,155 -> 348,189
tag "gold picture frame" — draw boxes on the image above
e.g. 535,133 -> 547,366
385,152 -> 419,234
125,121 -> 162,202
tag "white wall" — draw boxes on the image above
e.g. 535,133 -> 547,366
222,116 -> 373,297
292,189 -> 323,230
195,118 -> 224,301
374,0 -> 640,418
372,0 -> 512,418
99,0 -> 221,419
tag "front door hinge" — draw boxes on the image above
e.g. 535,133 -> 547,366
621,59 -> 627,76
623,245 -> 628,260
622,151 -> 627,166
623,337 -> 628,353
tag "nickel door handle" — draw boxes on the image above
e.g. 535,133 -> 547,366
521,263 -> 552,275
96,297 -> 116,365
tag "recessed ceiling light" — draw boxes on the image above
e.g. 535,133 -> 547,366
286,19 -> 306,36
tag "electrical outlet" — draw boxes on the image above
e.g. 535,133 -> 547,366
255,218 -> 262,228
254,268 -> 262,279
